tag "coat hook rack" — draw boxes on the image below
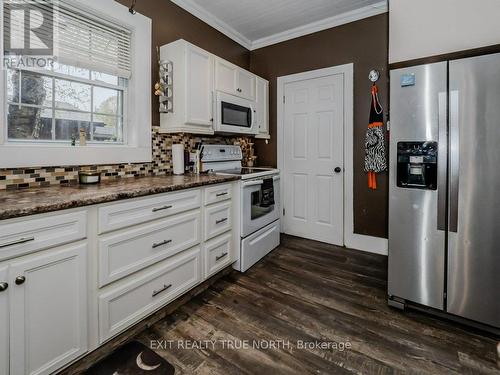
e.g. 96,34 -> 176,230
129,0 -> 137,14
368,69 -> 380,83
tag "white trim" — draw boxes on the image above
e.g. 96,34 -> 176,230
171,0 -> 387,51
0,0 -> 152,168
251,2 -> 388,50
170,0 -> 252,50
277,65 -> 388,256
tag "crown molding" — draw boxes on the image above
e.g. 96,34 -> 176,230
170,0 -> 388,51
250,1 -> 388,50
170,0 -> 252,50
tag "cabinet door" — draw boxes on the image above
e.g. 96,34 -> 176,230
256,78 -> 269,136
237,70 -> 256,101
0,266 -> 8,375
185,44 -> 213,127
215,58 -> 238,95
9,244 -> 88,375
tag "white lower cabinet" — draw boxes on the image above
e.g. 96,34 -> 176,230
0,182 -> 237,374
0,266 -> 8,375
8,243 -> 88,375
98,211 -> 201,287
204,201 -> 232,240
98,247 -> 201,343
203,232 -> 233,279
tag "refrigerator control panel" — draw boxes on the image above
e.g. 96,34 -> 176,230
397,141 -> 438,190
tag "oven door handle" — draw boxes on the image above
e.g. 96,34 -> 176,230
242,179 -> 264,187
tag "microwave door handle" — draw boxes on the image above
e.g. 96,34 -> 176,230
248,107 -> 253,129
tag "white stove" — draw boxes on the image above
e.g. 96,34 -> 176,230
201,145 -> 281,272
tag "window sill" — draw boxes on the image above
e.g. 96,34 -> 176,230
0,144 -> 152,168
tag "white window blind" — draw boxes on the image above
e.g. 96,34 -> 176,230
4,0 -> 132,78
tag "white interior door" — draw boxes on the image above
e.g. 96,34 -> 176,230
283,74 -> 344,245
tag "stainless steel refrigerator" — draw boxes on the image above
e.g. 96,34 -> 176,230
388,53 -> 500,330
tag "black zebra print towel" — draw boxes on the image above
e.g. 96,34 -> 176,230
364,84 -> 387,190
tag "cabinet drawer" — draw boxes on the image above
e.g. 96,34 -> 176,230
98,189 -> 201,233
204,183 -> 232,205
204,233 -> 233,278
98,211 -> 201,287
0,211 -> 86,262
204,201 -> 232,240
98,247 -> 201,343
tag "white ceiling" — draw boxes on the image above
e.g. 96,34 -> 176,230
170,0 -> 387,50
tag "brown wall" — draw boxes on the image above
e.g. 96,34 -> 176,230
116,0 -> 250,127
250,14 -> 389,238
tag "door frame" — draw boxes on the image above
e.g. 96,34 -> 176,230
277,64 -> 388,254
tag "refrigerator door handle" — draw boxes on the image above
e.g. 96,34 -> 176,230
449,90 -> 460,233
437,92 -> 448,231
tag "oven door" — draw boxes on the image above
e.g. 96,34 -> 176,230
215,91 -> 257,135
241,176 -> 280,237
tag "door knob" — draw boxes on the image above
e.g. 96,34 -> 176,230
15,276 -> 26,285
334,167 -> 342,173
0,282 -> 8,292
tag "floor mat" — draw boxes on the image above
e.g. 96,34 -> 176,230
85,341 -> 175,375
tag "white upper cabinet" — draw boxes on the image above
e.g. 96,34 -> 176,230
215,57 -> 256,101
160,39 -> 265,135
160,40 -> 214,135
255,77 -> 270,139
237,69 -> 257,101
215,58 -> 238,94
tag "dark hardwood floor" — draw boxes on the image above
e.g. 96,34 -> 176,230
64,234 -> 499,374
129,234 -> 499,374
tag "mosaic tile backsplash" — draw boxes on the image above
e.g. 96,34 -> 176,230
0,126 -> 252,190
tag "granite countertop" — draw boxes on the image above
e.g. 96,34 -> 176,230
0,174 -> 240,221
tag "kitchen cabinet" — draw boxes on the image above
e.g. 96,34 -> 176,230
160,40 -> 214,135
160,39 -> 268,135
7,243 -> 88,375
215,58 -> 238,95
98,247 -> 201,343
255,77 -> 270,139
237,69 -> 256,101
215,57 -> 256,101
0,266 -> 8,375
0,180 -> 238,374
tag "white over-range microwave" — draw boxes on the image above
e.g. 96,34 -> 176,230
214,91 -> 258,135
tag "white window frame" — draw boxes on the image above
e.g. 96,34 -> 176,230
0,0 -> 152,168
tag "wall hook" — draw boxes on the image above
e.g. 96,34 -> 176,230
368,69 -> 380,83
129,0 -> 137,15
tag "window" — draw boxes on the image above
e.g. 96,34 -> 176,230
0,0 -> 152,168
6,63 -> 126,143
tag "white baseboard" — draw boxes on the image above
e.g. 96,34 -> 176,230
345,233 -> 388,256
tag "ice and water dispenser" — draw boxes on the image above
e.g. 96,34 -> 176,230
396,142 -> 438,190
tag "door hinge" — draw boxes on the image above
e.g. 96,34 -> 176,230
283,96 -> 286,104
283,208 -> 285,216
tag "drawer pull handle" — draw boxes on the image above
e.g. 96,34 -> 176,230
152,283 -> 172,297
216,252 -> 229,261
216,218 -> 228,225
0,282 -> 8,292
15,276 -> 26,285
152,239 -> 172,249
216,192 -> 228,197
152,205 -> 173,212
0,236 -> 35,249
